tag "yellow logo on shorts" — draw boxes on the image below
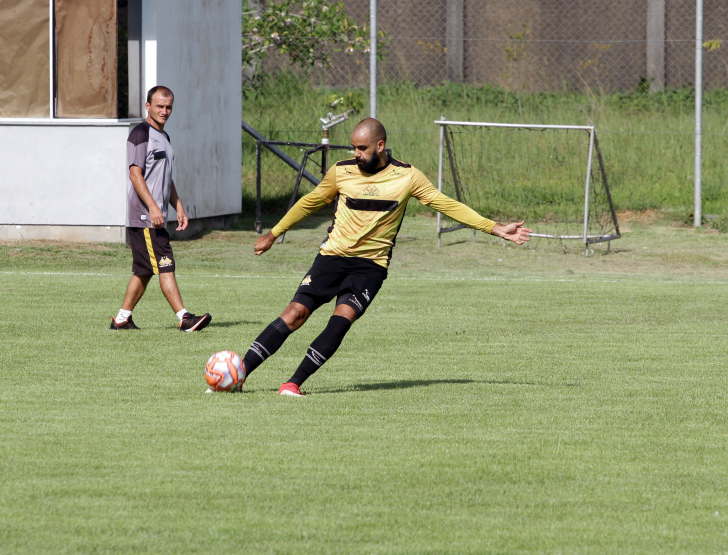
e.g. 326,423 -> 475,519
301,275 -> 312,286
159,256 -> 173,267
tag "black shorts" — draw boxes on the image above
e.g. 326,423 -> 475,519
292,254 -> 387,317
127,227 -> 176,275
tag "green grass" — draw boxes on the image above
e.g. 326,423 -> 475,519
3,216 -> 728,552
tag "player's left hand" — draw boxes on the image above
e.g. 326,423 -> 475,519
492,221 -> 531,245
176,209 -> 189,231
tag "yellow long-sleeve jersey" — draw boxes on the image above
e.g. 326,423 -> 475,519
271,157 -> 497,268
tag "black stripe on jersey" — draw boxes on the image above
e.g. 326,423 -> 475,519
336,159 -> 358,166
153,151 -> 167,159
127,121 -> 151,146
127,121 -> 171,147
346,197 -> 399,212
389,158 -> 412,168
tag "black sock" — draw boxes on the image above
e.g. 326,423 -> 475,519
243,317 -> 293,375
288,315 -> 352,386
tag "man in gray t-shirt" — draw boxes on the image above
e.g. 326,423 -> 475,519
125,118 -> 174,228
110,86 -> 211,332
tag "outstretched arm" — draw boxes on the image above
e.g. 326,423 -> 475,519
427,192 -> 531,244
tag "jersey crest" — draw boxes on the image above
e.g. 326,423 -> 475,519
362,185 -> 380,197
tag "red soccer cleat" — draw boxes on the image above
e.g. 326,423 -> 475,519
278,382 -> 307,397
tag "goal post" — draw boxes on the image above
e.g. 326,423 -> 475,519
435,120 -> 620,253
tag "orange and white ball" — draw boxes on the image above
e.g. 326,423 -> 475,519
205,351 -> 246,392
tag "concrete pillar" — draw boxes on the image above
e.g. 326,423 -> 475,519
446,0 -> 464,82
647,0 -> 665,92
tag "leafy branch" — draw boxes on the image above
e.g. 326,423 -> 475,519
243,0 -> 383,76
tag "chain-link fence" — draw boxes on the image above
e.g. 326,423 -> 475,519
243,0 -> 728,226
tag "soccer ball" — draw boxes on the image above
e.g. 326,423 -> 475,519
205,351 -> 246,392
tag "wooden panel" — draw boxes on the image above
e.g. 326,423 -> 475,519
55,0 -> 117,118
0,0 -> 50,117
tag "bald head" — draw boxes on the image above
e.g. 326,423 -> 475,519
351,118 -> 388,173
352,118 -> 387,145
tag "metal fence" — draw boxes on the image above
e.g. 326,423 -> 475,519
243,0 -> 728,221
305,0 -> 728,92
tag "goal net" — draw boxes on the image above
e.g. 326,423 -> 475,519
435,120 -> 620,252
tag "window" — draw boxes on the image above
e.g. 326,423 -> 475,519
0,0 -> 141,119
116,0 -> 143,119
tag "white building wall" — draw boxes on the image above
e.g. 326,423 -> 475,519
153,0 -> 242,222
0,120 -> 134,240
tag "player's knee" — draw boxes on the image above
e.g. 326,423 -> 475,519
281,302 -> 310,330
134,273 -> 153,286
335,293 -> 366,319
332,302 -> 358,322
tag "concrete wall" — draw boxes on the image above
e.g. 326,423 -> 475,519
0,120 -> 134,236
149,0 -> 243,224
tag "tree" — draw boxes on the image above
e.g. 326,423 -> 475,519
243,0 -> 377,80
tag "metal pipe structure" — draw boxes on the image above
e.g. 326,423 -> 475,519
255,141 -> 262,233
241,120 -> 320,186
369,0 -> 377,119
434,121 -> 594,131
583,128 -> 596,256
694,0 -> 704,227
436,117 -> 445,247
433,120 -> 620,251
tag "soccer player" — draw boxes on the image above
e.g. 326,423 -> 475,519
110,86 -> 211,332
243,118 -> 530,395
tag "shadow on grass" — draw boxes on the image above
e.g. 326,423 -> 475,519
312,377 -> 579,394
211,320 -> 264,328
440,240 -> 474,247
244,377 -> 581,395
159,319 -> 262,331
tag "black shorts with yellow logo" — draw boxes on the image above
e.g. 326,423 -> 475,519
127,227 -> 176,275
292,254 -> 387,317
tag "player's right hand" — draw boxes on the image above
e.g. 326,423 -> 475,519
150,205 -> 165,228
254,231 -> 276,256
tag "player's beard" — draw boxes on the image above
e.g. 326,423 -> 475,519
356,151 -> 381,174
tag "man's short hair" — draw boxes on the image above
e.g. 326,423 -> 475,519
146,86 -> 174,104
355,118 -> 387,144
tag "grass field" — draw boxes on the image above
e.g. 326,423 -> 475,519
2,214 -> 728,553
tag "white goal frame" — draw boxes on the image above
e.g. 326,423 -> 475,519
435,120 -> 621,253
